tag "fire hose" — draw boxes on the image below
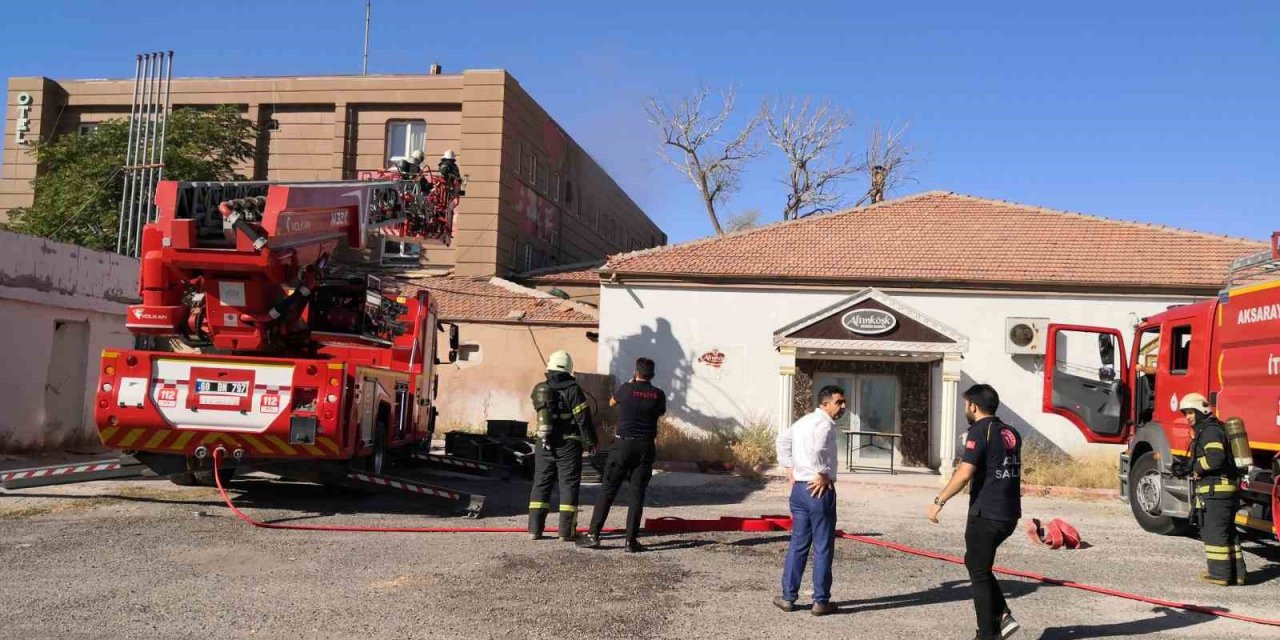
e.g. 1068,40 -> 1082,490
208,451 -> 1280,628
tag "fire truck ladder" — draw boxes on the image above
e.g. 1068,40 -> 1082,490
0,455 -> 151,490
1224,235 -> 1280,290
343,470 -> 485,519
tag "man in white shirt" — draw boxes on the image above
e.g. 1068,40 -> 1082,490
773,384 -> 845,616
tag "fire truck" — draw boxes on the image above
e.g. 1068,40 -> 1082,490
2,170 -> 492,516
1044,237 -> 1280,538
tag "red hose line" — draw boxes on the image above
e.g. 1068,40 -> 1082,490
837,532 -> 1280,628
208,454 -> 1277,628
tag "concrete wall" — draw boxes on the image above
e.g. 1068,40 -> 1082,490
0,230 -> 137,451
493,73 -> 666,274
434,321 -> 599,430
598,283 -> 1201,455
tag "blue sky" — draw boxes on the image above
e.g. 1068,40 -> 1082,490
2,0 -> 1276,244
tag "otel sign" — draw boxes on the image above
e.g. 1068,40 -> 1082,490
841,308 -> 897,336
13,92 -> 33,145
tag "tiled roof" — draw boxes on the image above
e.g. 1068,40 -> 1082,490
519,260 -> 604,284
401,276 -> 597,325
603,191 -> 1266,292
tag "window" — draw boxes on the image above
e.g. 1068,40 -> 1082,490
385,120 -> 427,164
550,172 -> 561,203
564,180 -> 574,208
520,142 -> 534,179
78,122 -> 100,136
380,238 -> 422,265
1171,325 -> 1193,374
535,158 -> 549,194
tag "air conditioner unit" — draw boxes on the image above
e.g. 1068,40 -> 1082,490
1005,317 -> 1049,355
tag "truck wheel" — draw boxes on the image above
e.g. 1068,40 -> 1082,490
169,472 -> 199,486
1129,451 -> 1191,536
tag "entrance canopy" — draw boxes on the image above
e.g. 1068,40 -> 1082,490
773,289 -> 970,474
774,288 -> 968,357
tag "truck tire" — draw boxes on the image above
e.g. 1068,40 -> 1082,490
1129,451 -> 1191,536
169,472 -> 199,486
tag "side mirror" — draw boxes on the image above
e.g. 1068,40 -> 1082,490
1098,334 -> 1116,368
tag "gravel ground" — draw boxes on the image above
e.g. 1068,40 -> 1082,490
1,464 -> 1277,640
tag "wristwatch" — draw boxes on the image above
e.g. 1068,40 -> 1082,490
933,497 -> 946,507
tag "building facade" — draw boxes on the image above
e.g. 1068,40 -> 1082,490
2,69 -> 665,277
595,191 -> 1264,474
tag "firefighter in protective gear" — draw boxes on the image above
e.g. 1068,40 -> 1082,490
1170,393 -> 1247,586
528,350 -> 597,541
438,149 -> 461,183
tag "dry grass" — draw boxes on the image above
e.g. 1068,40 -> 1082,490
1020,445 -> 1119,490
651,416 -> 778,477
0,497 -> 109,519
655,419 -> 733,463
728,420 -> 778,474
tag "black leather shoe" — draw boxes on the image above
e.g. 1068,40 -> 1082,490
625,540 -> 645,553
575,534 -> 601,549
772,596 -> 796,612
811,602 -> 837,616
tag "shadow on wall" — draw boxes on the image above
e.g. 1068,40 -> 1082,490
960,372 -> 1069,459
607,317 -> 742,431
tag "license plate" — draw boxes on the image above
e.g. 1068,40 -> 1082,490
195,380 -> 249,395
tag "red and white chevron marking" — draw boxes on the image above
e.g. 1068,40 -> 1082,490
346,473 -> 461,501
0,462 -> 122,483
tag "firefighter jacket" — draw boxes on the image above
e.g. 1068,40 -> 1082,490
1189,416 -> 1237,500
532,371 -> 597,449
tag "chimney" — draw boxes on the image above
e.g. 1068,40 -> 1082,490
429,63 -> 442,75
869,165 -> 887,204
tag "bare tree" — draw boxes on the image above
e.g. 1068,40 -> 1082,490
647,87 -> 764,235
766,99 -> 862,220
723,208 -> 761,233
857,123 -> 915,206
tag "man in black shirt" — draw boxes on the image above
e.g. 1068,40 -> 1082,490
927,384 -> 1023,640
578,357 -> 666,553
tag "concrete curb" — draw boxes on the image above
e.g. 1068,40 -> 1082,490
1022,484 -> 1121,501
653,462 -> 1123,501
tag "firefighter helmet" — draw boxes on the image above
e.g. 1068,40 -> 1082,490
1179,393 -> 1211,414
410,150 -> 424,163
442,149 -> 456,161
547,350 -> 573,374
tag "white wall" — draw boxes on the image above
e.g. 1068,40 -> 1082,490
598,283 -> 1197,455
0,231 -> 137,451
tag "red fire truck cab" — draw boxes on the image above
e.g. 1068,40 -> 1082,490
1044,265 -> 1280,537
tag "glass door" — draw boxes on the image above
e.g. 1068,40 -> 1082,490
854,375 -> 900,463
813,372 -> 900,467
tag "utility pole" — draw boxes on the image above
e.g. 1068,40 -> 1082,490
362,0 -> 371,75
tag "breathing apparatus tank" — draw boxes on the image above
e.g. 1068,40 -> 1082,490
532,382 -> 555,451
1223,417 -> 1254,471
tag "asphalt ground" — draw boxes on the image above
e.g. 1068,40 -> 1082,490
1,464 -> 1277,639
